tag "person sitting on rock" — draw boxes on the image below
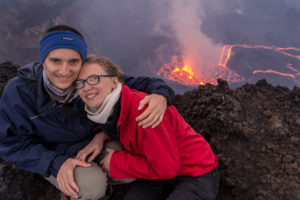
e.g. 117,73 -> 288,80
0,25 -> 176,200
76,55 -> 220,200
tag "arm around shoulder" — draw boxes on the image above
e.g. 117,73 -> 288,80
124,75 -> 175,105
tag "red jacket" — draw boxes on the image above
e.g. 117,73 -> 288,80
110,85 -> 218,180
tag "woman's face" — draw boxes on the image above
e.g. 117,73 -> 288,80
77,63 -> 118,111
43,48 -> 82,90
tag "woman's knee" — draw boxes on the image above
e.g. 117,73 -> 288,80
74,162 -> 107,200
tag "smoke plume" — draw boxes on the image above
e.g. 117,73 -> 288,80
1,0 -> 300,90
153,0 -> 223,78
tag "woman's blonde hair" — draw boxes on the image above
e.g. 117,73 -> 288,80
84,55 -> 124,83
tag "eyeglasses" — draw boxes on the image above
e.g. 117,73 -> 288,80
75,74 -> 116,89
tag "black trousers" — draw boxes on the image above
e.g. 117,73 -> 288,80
123,168 -> 220,200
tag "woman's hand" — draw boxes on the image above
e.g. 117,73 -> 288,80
76,132 -> 108,162
136,94 -> 167,128
56,158 -> 91,199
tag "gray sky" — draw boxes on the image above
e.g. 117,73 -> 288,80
1,0 -> 300,90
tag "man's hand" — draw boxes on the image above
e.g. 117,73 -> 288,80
100,148 -> 115,175
136,94 -> 167,128
56,158 -> 91,199
76,132 -> 108,162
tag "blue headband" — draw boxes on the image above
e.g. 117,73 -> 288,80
39,31 -> 87,63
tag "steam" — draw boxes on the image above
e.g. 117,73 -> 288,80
154,0 -> 223,77
70,0 -> 224,77
2,0 -> 300,90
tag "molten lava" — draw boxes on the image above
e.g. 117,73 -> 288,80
220,44 -> 300,85
157,44 -> 300,86
156,61 -> 210,85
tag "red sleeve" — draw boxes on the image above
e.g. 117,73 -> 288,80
109,124 -> 181,180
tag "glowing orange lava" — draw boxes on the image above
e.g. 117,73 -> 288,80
157,44 -> 300,86
253,69 -> 296,79
219,44 -> 300,67
157,57 -> 244,86
156,61 -> 211,85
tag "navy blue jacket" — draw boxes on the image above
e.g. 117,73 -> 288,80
0,62 -> 175,177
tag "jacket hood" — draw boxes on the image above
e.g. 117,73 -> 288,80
17,62 -> 43,81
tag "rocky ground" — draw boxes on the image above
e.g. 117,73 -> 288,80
0,61 -> 299,200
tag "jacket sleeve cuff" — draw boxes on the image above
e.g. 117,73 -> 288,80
49,154 -> 70,177
152,89 -> 175,106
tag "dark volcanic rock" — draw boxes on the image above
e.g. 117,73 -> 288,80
0,162 -> 60,200
0,62 -> 299,200
0,61 -> 18,97
174,79 -> 300,200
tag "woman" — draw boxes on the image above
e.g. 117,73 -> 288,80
76,55 -> 219,200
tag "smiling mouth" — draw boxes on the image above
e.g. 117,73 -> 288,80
57,76 -> 72,83
86,94 -> 97,100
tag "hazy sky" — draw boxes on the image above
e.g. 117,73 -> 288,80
1,0 -> 300,89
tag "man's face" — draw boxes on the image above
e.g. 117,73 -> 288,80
43,48 -> 82,90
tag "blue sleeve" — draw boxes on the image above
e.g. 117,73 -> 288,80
123,75 -> 175,105
0,79 -> 69,177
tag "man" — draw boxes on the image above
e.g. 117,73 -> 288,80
0,25 -> 175,200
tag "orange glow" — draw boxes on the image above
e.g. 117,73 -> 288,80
221,44 -> 300,63
216,44 -> 300,84
253,69 -> 295,78
286,63 -> 300,75
252,68 -> 300,85
219,46 -> 233,67
157,58 -> 244,86
157,44 -> 300,86
173,68 -> 180,73
156,61 -> 210,85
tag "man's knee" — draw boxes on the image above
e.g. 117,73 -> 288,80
74,162 -> 107,200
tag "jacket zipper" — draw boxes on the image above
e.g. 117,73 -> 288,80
117,119 -> 134,153
129,141 -> 135,154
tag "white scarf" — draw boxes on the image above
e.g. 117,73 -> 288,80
86,83 -> 122,124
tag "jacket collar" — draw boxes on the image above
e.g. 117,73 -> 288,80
17,62 -> 82,115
